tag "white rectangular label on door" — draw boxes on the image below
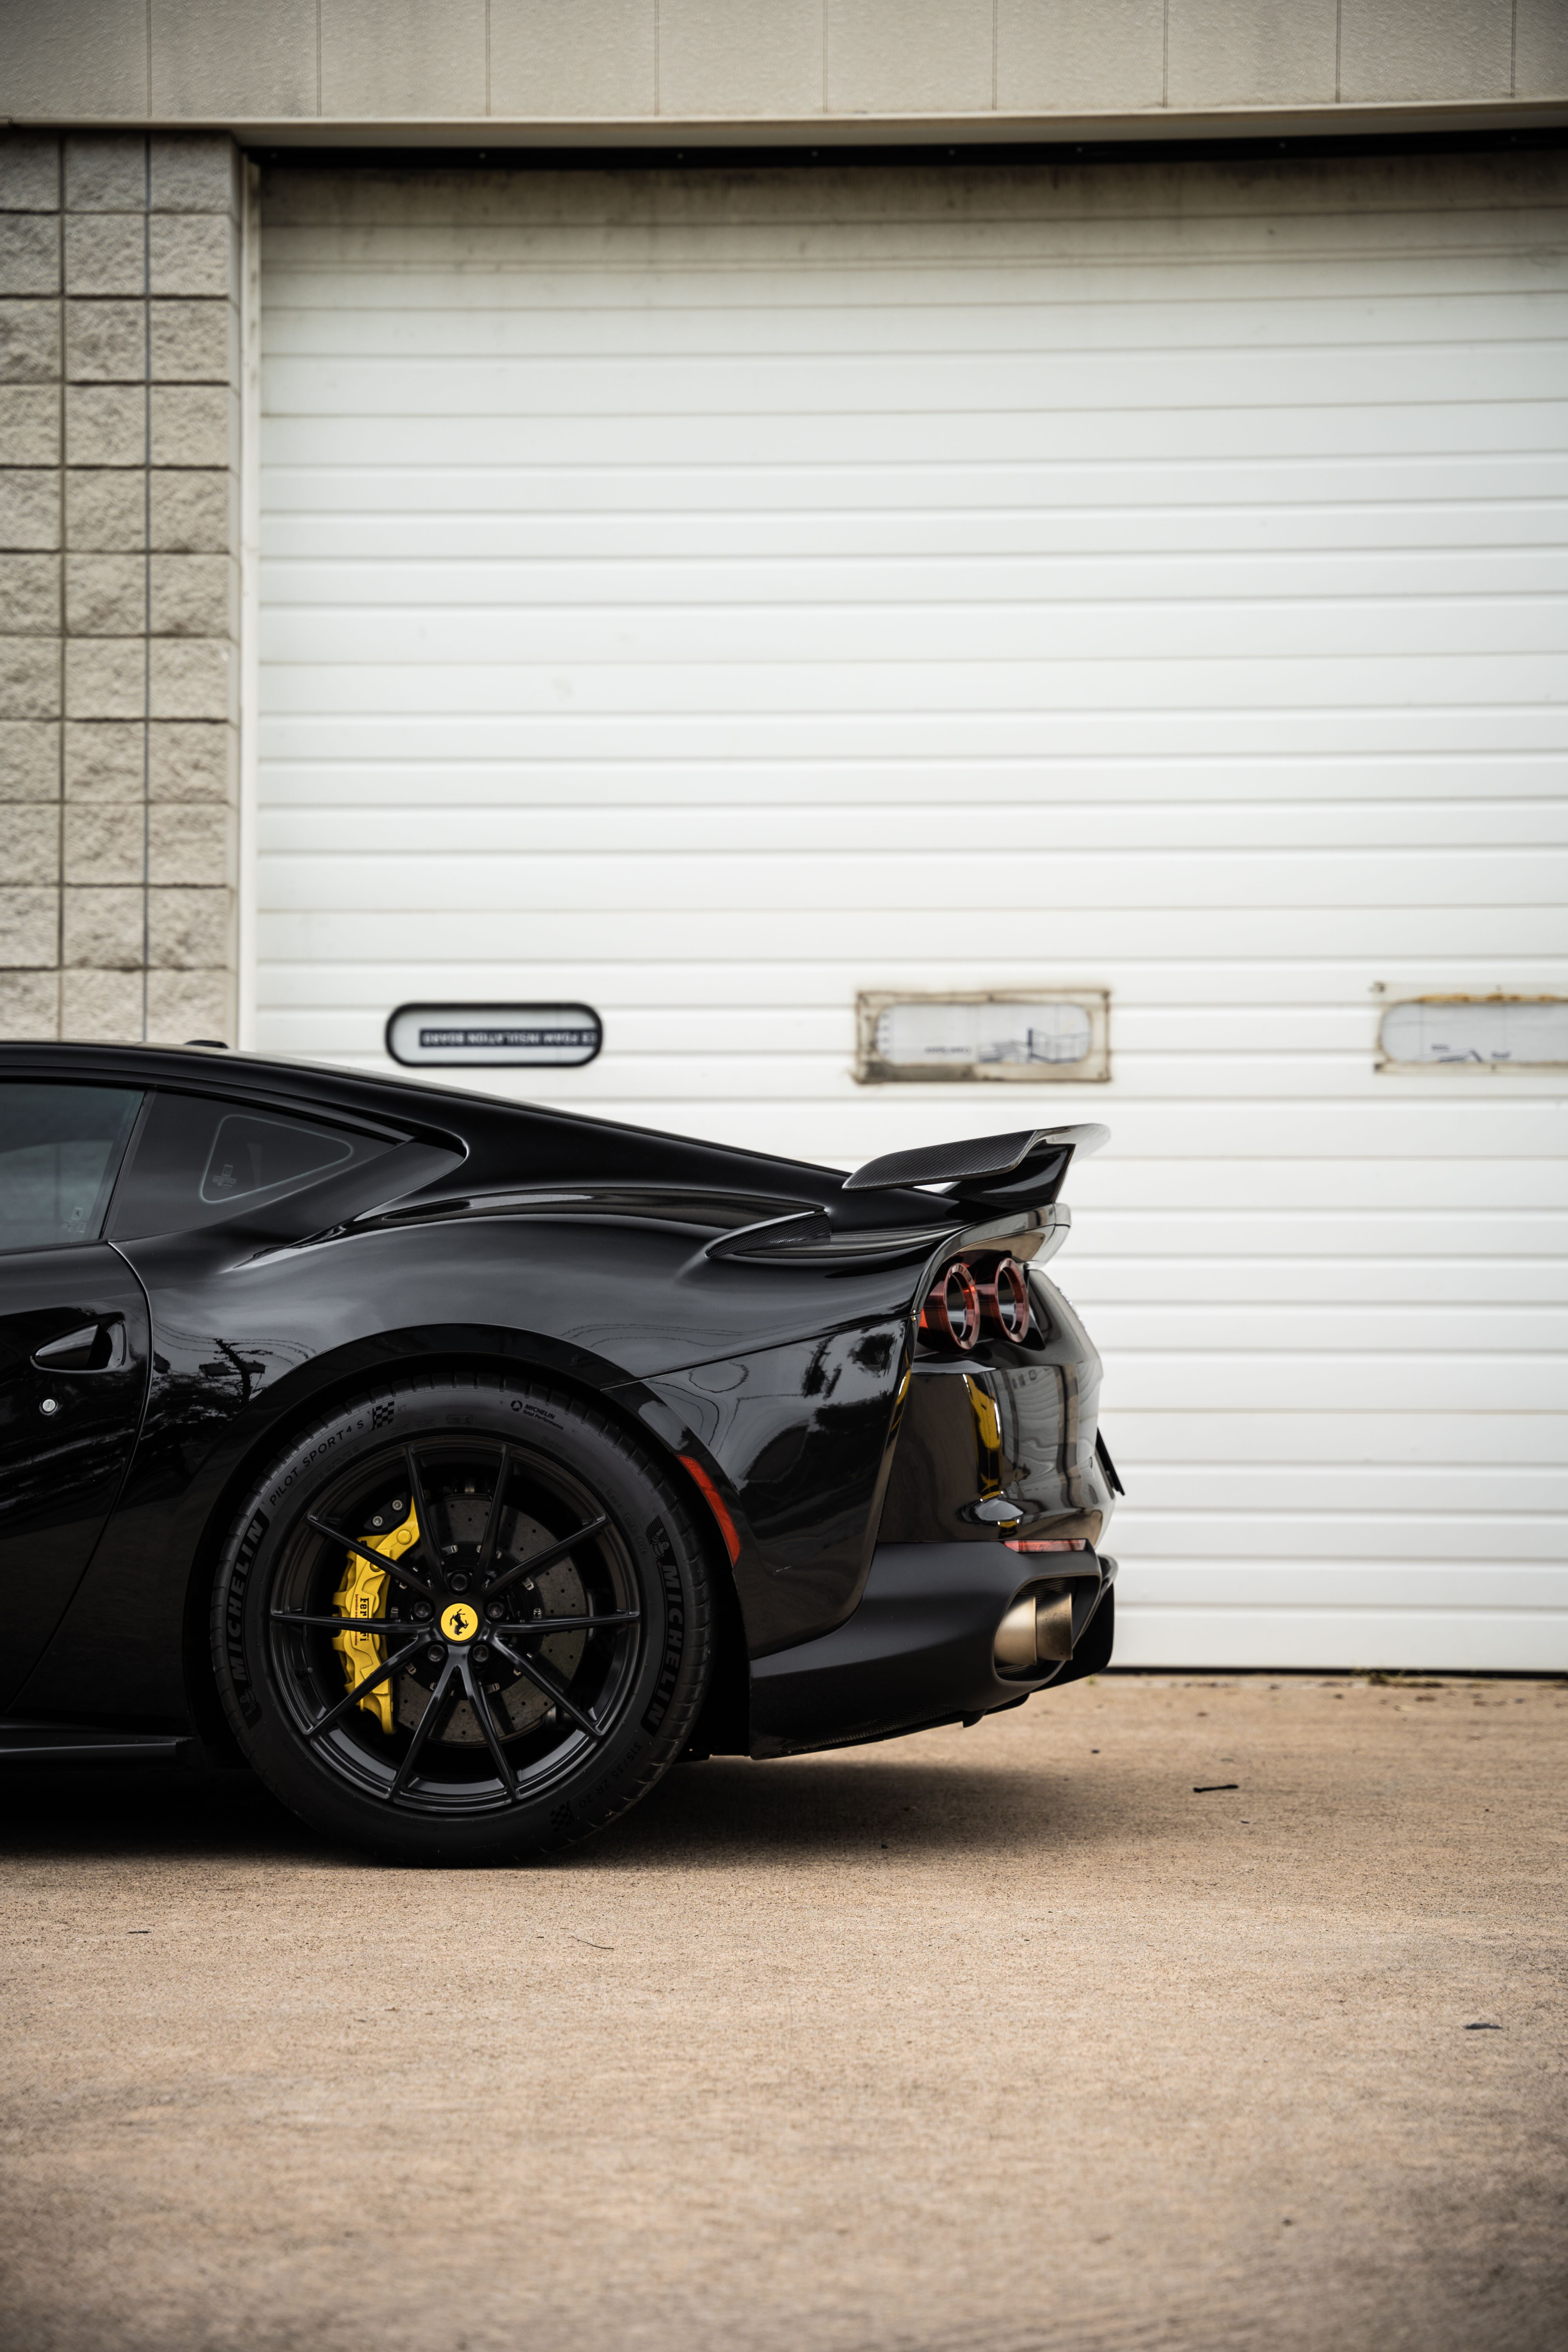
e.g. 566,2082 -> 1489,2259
856,991 -> 1109,1083
1379,998 -> 1568,1068
386,1005 -> 603,1067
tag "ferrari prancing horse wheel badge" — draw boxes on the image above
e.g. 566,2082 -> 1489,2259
440,1601 -> 478,1643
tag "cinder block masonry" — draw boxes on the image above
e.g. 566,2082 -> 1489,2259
0,131 -> 240,1045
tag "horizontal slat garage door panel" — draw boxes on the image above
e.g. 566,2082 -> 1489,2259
258,758 -> 1568,806
262,466 -> 1568,537
259,803 -> 1568,850
259,152 -> 1568,1671
246,1031 -> 1551,1092
261,294 -> 1566,356
1106,1466 -> 1568,1510
256,907 -> 1564,959
259,708 -> 1568,752
258,658 -> 1561,714
261,350 -> 1568,414
260,410 -> 1568,468
1111,1611 -> 1563,1673
255,848 -> 1568,907
260,555 -> 1568,604
1105,1413 -> 1563,1463
1066,1258 -> 1568,1302
262,611 -> 1567,665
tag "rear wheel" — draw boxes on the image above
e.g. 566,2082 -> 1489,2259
211,1374 -> 713,1862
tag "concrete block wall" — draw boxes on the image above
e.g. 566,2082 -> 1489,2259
0,131 -> 239,1047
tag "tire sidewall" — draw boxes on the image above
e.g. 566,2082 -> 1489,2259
212,1375 -> 711,1862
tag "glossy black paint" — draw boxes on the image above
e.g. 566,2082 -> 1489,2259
0,1042 -> 1117,1757
630,1315 -> 909,1656
0,1243 -> 150,1703
879,1284 -> 1111,1550
750,1544 -> 1117,1757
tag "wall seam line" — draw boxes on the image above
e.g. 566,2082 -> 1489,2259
1510,0 -> 1518,99
1335,0 -> 1342,105
55,163 -> 64,1033
237,154 -> 261,1052
142,132 -> 151,1044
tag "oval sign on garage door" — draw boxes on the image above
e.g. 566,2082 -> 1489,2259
386,1004 -> 603,1068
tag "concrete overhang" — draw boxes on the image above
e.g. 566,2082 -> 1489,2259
6,102 -> 1566,147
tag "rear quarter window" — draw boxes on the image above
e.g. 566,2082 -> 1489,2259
107,1091 -> 392,1240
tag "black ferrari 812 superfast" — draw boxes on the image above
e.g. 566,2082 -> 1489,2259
0,1044 -> 1120,1861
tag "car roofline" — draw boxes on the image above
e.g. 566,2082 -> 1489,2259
0,1039 -> 855,1194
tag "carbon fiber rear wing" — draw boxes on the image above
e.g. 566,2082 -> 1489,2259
843,1124 -> 1109,1203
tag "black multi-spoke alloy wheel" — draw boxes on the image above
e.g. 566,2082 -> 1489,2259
212,1376 -> 713,1862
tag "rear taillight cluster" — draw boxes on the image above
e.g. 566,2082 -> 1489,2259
918,1255 -> 1033,1354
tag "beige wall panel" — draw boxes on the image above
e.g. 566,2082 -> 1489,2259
3,0 -> 148,120
64,134 -> 147,211
488,0 -> 657,118
0,138 -> 61,211
5,0 -> 1568,128
660,0 -> 826,118
997,0 -> 1163,112
2,301 -> 62,381
1168,0 -> 1336,106
0,216 -> 60,295
1517,0 -> 1568,96
149,212 -> 240,299
321,0 -> 488,119
827,0 -> 994,114
64,297 -> 143,382
0,722 -> 59,798
149,298 -> 238,381
149,134 -> 240,214
65,471 -> 144,552
0,473 -> 60,549
58,966 -> 135,1032
150,0 -> 318,119
1340,0 -> 1512,103
63,212 -> 144,295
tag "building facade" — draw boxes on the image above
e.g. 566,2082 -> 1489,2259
4,2 -> 1565,1670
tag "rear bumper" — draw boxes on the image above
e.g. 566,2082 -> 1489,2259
749,1541 -> 1116,1758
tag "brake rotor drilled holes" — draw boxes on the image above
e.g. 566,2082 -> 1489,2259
390,1496 -> 591,1749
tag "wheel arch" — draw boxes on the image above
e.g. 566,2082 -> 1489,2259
179,1343 -> 749,1762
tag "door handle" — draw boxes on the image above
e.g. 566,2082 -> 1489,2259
32,1320 -> 129,1374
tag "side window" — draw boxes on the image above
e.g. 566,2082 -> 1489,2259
108,1091 -> 392,1241
200,1111 -> 355,1205
0,1083 -> 144,1253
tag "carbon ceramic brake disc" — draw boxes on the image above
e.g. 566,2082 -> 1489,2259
394,1503 -> 588,1748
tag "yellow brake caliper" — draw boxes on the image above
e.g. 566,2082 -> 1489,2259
331,1506 -> 421,1734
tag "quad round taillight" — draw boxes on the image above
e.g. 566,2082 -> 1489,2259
989,1258 -> 1031,1344
923,1260 -> 980,1352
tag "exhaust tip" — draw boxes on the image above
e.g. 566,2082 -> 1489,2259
994,1588 -> 1076,1675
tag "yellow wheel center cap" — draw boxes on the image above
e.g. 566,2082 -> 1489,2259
440,1602 -> 478,1643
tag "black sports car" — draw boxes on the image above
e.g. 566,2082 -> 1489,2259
0,1043 -> 1119,1862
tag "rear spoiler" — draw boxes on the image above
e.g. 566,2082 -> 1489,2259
843,1124 -> 1109,1204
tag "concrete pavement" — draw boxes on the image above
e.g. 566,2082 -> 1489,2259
2,1671 -> 1564,2352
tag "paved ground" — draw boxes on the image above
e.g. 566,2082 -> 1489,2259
1,1672 -> 1564,2352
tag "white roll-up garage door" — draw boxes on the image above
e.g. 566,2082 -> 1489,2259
257,154 -> 1568,1673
